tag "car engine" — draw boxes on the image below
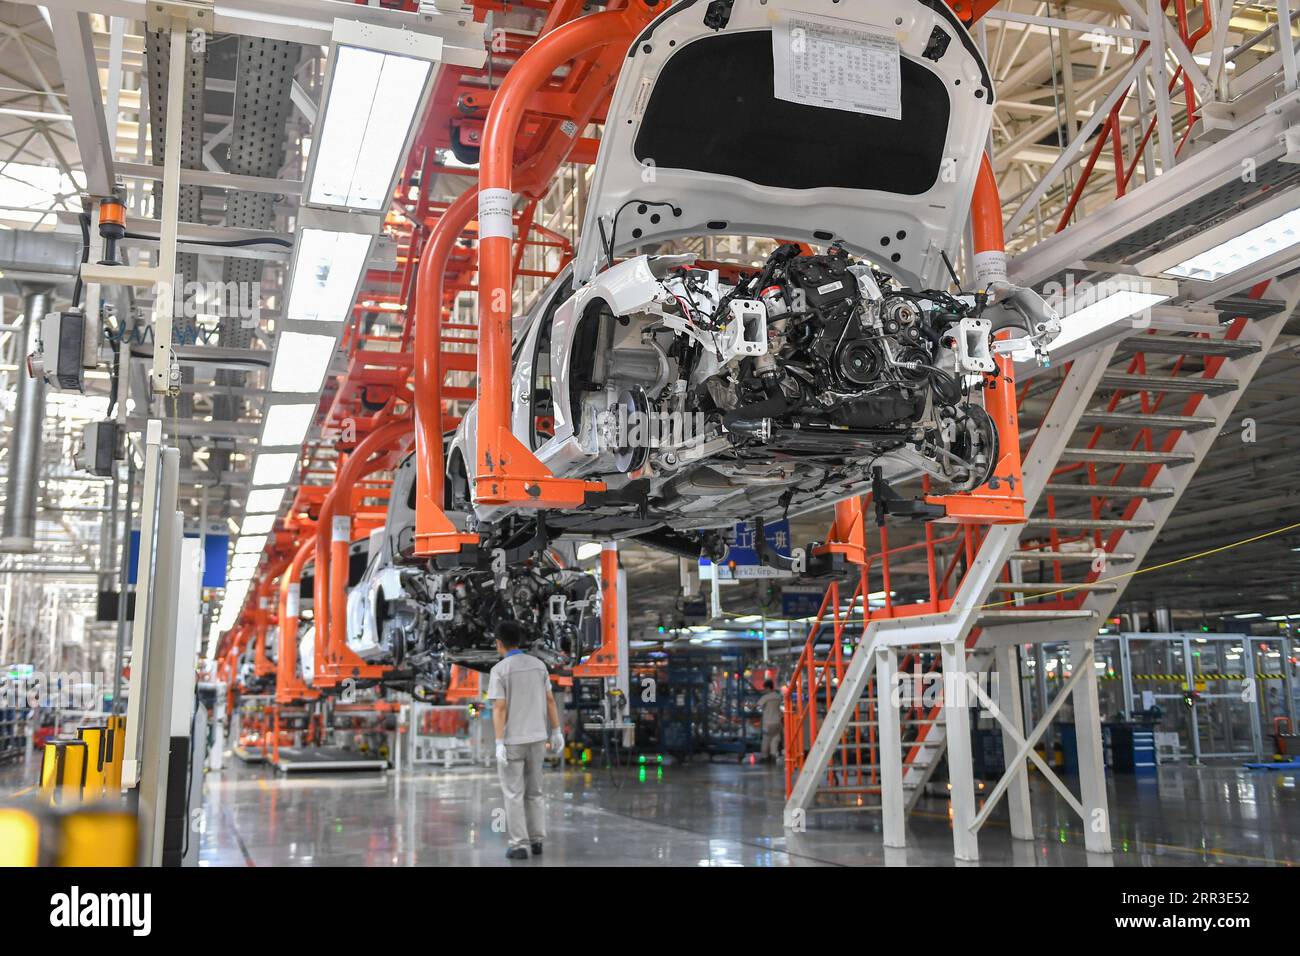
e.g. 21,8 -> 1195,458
370,559 -> 598,695
576,243 -> 1058,524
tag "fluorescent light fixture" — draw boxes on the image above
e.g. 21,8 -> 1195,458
284,228 -> 372,323
308,45 -> 432,210
227,567 -> 254,582
234,534 -> 268,555
261,403 -> 316,447
230,553 -> 261,570
240,514 -> 277,536
271,331 -> 338,393
1233,612 -> 1263,620
252,452 -> 298,486
1164,206 -> 1300,282
244,488 -> 285,514
576,542 -> 602,561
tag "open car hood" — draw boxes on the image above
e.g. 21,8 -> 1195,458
573,0 -> 995,291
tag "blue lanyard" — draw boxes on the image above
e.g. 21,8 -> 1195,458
505,649 -> 523,658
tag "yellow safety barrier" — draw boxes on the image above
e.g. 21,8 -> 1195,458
56,808 -> 138,866
39,738 -> 88,807
0,802 -> 137,866
0,807 -> 41,866
104,715 -> 126,792
78,725 -> 108,802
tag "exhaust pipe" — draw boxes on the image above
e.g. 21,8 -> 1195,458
3,288 -> 50,552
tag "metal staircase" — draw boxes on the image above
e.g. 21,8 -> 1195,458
784,282 -> 1297,835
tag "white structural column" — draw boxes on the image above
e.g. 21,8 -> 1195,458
995,643 -> 1034,841
875,647 -> 905,848
1069,637 -> 1112,854
941,639 -> 979,861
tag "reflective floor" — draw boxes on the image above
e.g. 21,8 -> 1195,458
185,756 -> 1300,867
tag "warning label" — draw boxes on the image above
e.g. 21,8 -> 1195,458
477,187 -> 515,240
773,11 -> 902,119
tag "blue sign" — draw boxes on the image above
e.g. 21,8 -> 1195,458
781,586 -> 824,618
129,531 -> 228,588
726,519 -> 792,565
700,519 -> 793,580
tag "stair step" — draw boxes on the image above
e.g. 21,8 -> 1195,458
987,580 -> 1120,594
807,804 -> 884,813
1025,517 -> 1156,531
1099,371 -> 1238,395
1043,482 -> 1176,499
1078,410 -> 1218,431
1119,333 -> 1260,358
975,609 -> 1098,628
1059,446 -> 1195,466
1010,550 -> 1136,563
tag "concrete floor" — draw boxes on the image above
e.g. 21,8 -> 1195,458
188,756 -> 1300,867
5,749 -> 1295,866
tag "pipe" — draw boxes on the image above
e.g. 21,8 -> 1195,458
313,417 -> 411,682
413,187 -> 480,556
475,10 -> 634,508
3,288 -> 50,551
275,537 -> 315,702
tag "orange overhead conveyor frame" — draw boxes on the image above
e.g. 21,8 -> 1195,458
472,2 -> 657,511
313,416 -> 413,687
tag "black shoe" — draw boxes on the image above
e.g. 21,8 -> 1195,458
530,843 -> 543,856
506,847 -> 528,860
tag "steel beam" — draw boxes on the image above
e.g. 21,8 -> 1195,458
47,8 -> 114,195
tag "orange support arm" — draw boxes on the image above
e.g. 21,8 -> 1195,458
444,665 -> 482,702
316,417 -> 413,686
473,7 -> 654,510
252,557 -> 290,678
572,542 -> 620,678
414,187 -> 481,557
925,153 -> 1026,525
276,539 -> 318,704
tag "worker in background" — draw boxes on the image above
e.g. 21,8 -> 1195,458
757,679 -> 783,764
488,620 -> 564,860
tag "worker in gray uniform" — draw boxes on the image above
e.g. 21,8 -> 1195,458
488,620 -> 564,860
757,679 -> 784,764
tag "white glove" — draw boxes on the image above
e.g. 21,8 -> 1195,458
549,728 -> 564,753
495,740 -> 507,764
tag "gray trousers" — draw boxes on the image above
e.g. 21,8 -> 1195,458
761,722 -> 783,760
498,741 -> 546,849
